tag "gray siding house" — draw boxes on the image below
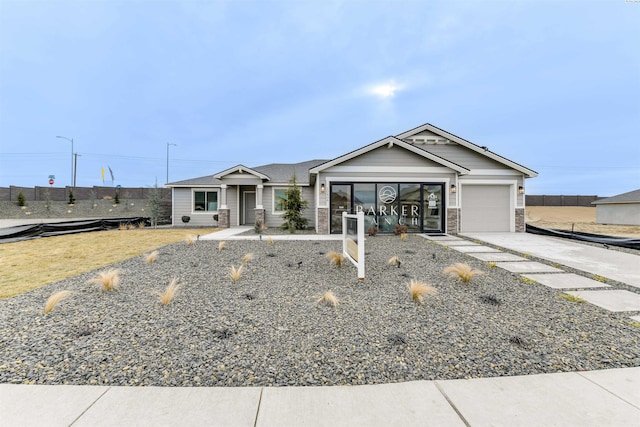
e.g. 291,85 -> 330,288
592,189 -> 640,226
166,123 -> 537,234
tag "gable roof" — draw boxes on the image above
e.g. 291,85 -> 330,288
309,136 -> 471,175
396,123 -> 538,178
592,189 -> 640,205
166,159 -> 328,187
213,164 -> 270,181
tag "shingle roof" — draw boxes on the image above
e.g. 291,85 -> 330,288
592,189 -> 640,205
253,159 -> 328,184
167,159 -> 328,187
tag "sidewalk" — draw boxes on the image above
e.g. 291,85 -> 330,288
2,228 -> 639,426
1,368 -> 638,426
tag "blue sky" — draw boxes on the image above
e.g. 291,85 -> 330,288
0,0 -> 638,197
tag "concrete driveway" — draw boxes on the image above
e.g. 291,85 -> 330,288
463,232 -> 640,288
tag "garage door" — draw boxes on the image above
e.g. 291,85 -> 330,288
461,185 -> 511,232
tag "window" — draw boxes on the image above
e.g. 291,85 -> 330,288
194,191 -> 218,212
273,188 -> 287,212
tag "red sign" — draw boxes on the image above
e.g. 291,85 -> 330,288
49,179 -> 54,185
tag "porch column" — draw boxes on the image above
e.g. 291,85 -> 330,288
447,208 -> 459,235
256,185 -> 264,209
218,184 -> 230,228
317,207 -> 329,234
220,185 -> 227,208
255,184 -> 266,227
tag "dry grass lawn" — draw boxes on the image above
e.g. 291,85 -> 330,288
526,206 -> 640,238
0,228 -> 217,299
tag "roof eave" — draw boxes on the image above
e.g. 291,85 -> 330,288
309,136 -> 470,175
397,123 -> 538,178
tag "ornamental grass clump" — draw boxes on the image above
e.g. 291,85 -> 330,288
158,278 -> 180,305
185,235 -> 197,245
241,253 -> 254,265
218,241 -> 227,251
88,268 -> 120,292
230,265 -> 243,282
326,250 -> 344,267
409,280 -> 436,305
44,290 -> 71,314
145,250 -> 159,265
443,262 -> 483,283
387,255 -> 401,268
317,290 -> 339,307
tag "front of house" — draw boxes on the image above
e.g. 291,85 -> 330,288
166,123 -> 537,234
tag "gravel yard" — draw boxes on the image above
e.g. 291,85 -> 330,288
1,235 -> 639,387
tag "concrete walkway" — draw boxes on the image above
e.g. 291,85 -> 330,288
198,226 -> 343,241
2,368 -> 639,426
463,232 -> 640,288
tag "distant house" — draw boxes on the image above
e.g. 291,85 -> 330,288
166,123 -> 538,234
592,189 -> 640,226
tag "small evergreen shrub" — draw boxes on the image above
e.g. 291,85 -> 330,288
280,175 -> 308,232
17,192 -> 26,207
68,190 -> 76,204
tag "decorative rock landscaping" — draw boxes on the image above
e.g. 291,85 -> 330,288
0,235 -> 639,387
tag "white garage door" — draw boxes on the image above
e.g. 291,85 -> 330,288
461,185 -> 511,232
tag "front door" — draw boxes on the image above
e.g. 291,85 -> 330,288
330,184 -> 351,233
243,191 -> 256,225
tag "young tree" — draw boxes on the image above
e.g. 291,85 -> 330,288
147,183 -> 162,228
281,175 -> 308,232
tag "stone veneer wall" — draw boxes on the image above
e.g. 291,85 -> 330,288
317,207 -> 329,234
515,208 -> 525,232
447,208 -> 459,235
254,209 -> 265,227
218,209 -> 230,228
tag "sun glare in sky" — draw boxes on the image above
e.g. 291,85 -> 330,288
368,81 -> 404,99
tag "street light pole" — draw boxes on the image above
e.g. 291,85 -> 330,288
73,153 -> 81,187
56,136 -> 74,187
166,142 -> 177,184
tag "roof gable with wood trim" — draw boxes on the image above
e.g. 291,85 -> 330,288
397,123 -> 538,177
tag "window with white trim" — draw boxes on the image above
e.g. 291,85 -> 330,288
194,191 -> 218,212
273,188 -> 288,213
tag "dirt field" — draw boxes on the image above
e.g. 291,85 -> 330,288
526,206 -> 640,238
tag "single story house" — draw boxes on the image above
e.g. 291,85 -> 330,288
592,189 -> 640,226
166,123 -> 537,234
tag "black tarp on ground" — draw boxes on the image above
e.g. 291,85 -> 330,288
526,224 -> 640,250
0,218 -> 150,243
